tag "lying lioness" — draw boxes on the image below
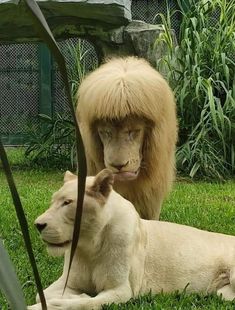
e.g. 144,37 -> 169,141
28,169 -> 235,309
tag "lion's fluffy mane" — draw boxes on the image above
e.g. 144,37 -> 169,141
76,56 -> 177,219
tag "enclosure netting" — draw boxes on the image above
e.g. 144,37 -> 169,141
0,44 -> 40,142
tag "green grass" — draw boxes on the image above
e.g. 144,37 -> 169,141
0,148 -> 235,309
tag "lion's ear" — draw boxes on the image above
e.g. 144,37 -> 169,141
64,171 -> 77,183
91,169 -> 114,198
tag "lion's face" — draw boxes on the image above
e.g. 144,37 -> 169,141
34,170 -> 114,256
96,118 -> 145,181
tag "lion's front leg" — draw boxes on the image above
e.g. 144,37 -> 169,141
48,283 -> 132,310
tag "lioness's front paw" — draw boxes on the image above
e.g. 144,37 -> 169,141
48,297 -> 93,310
47,298 -> 67,310
28,303 -> 62,310
35,293 -> 40,303
27,304 -> 42,310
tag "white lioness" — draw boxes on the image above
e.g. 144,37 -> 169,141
29,169 -> 235,309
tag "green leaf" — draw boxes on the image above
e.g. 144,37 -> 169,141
177,0 -> 191,14
0,139 -> 46,309
23,0 -> 87,295
0,239 -> 26,310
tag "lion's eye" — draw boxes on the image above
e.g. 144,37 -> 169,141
63,199 -> 73,207
128,129 -> 140,138
99,130 -> 112,138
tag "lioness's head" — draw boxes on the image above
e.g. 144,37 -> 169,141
95,117 -> 148,181
35,169 -> 114,256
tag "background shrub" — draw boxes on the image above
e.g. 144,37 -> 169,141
25,0 -> 235,178
25,40 -> 97,169
157,0 -> 235,179
25,114 -> 76,169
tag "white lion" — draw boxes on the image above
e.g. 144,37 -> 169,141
29,169 -> 235,309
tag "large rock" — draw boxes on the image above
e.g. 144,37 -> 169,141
124,20 -> 177,66
0,0 -> 131,42
0,0 -> 177,66
96,20 -> 177,67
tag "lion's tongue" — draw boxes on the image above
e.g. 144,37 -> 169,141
114,171 -> 138,181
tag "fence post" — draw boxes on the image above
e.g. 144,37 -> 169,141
38,43 -> 52,117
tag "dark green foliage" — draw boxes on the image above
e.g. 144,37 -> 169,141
25,114 -> 76,169
157,0 -> 235,179
24,39 -> 97,169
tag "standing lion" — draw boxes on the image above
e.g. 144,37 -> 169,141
76,56 -> 177,220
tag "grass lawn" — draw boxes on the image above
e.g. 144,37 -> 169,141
0,148 -> 235,309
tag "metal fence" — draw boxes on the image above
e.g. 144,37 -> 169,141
0,43 -> 40,144
0,0 -> 181,145
0,39 -> 98,145
131,0 -> 180,35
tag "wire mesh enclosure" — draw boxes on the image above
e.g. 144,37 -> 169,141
131,0 -> 180,36
0,43 -> 40,144
0,0 -> 181,145
52,39 -> 98,118
0,39 -> 98,144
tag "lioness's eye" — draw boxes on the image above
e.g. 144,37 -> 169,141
63,199 -> 73,207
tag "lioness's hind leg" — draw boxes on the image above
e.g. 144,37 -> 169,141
217,285 -> 235,301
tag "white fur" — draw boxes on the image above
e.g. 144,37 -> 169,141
28,170 -> 235,309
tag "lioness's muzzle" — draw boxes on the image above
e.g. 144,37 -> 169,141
35,222 -> 47,233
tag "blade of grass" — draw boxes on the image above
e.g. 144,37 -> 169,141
0,139 -> 46,309
23,0 -> 87,295
0,239 -> 27,310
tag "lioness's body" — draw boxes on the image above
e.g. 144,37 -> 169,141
76,57 -> 177,220
29,170 -> 235,310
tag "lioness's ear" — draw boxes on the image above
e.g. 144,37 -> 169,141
91,169 -> 114,198
64,171 -> 77,183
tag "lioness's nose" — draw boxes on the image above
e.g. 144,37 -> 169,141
35,222 -> 47,233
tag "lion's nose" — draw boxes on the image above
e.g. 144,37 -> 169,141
35,222 -> 47,233
112,161 -> 129,171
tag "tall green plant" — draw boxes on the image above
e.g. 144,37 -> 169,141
65,39 -> 98,99
25,40 -> 97,168
156,0 -> 235,179
25,113 -> 76,169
